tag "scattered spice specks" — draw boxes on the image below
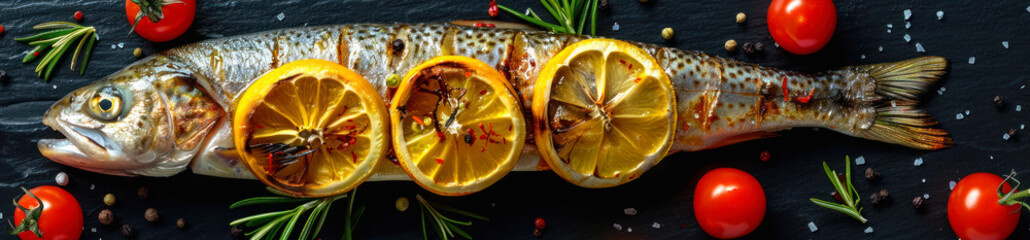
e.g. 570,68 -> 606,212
855,156 -> 866,165
968,57 -> 975,64
903,34 -> 911,42
652,222 -> 661,229
808,222 -> 819,232
955,113 -> 964,120
949,180 -> 957,190
865,226 -> 874,234
624,208 -> 638,215
915,43 -> 925,52
937,11 -> 944,20
914,157 -> 924,166
612,22 -> 620,31
1003,41 -> 1010,49
904,9 -> 912,20
613,223 -> 623,231
276,12 -> 285,21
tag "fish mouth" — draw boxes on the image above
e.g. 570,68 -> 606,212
38,118 -> 134,176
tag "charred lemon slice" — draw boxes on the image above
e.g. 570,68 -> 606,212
532,39 -> 676,188
391,56 -> 526,196
233,59 -> 389,197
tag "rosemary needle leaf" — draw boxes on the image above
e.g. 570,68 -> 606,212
230,196 -> 308,209
33,21 -> 83,30
444,221 -> 472,240
15,28 -> 76,43
80,32 -> 96,75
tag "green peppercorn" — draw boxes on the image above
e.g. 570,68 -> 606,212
386,74 -> 401,88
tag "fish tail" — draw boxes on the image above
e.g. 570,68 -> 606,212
847,56 -> 953,150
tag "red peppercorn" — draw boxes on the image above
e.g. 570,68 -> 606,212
534,217 -> 546,230
759,151 -> 770,161
74,11 -> 83,21
488,0 -> 499,17
0,25 -> 5,35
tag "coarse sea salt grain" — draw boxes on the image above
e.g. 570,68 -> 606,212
991,155 -> 995,160
1003,41 -> 1010,49
965,110 -> 970,115
1004,133 -> 1011,140
855,156 -> 866,165
914,157 -> 924,166
879,46 -> 884,52
861,54 -> 866,59
865,226 -> 874,233
924,193 -> 930,199
627,227 -> 633,233
110,44 -> 116,49
1026,5 -> 1030,14
887,29 -> 892,33
624,208 -> 638,215
652,222 -> 661,229
55,172 -> 68,186
937,11 -> 944,20
969,57 -> 975,64
1017,105 -> 1023,112
887,23 -> 893,29
117,42 -> 124,48
613,223 -> 623,231
612,22 -> 620,31
276,12 -> 285,21
903,34 -> 911,42
955,113 -> 964,120
904,9 -> 912,20
922,178 -> 926,183
90,184 -> 95,190
950,180 -> 957,190
808,222 -> 819,232
1021,124 -> 1025,130
91,227 -> 96,233
905,21 -> 911,29
915,43 -> 925,52
52,85 -> 57,89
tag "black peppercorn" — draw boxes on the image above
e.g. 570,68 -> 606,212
870,189 -> 889,205
865,167 -> 879,181
99,209 -> 114,225
122,224 -> 134,237
137,186 -> 149,199
0,70 -> 7,82
994,95 -> 1005,109
231,225 -> 244,237
177,218 -> 187,229
753,42 -> 765,52
742,42 -> 756,54
464,134 -> 474,144
532,228 -> 543,238
599,0 -> 609,9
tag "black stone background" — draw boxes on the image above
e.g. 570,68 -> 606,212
1,0 -> 1029,239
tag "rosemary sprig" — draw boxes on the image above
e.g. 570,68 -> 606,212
809,156 -> 867,224
229,187 -> 362,240
496,0 -> 600,36
417,194 -> 489,240
15,21 -> 97,82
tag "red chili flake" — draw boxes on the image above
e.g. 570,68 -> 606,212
347,125 -> 357,130
628,63 -> 633,70
435,131 -> 446,141
467,128 -> 476,135
480,134 -> 487,140
465,71 -> 472,77
760,151 -> 770,162
683,121 -> 690,131
0,25 -> 5,35
502,137 -> 506,144
480,89 -> 488,95
352,152 -> 358,163
486,23 -> 496,28
267,153 -> 277,174
348,137 -> 357,145
830,126 -> 835,129
634,78 -> 641,84
781,76 -> 790,102
74,11 -> 83,21
33,51 -> 39,56
488,0 -> 499,17
508,125 -> 513,132
619,59 -> 626,65
435,158 -> 444,164
794,88 -> 815,103
412,115 -> 425,126
255,123 -> 265,129
474,22 -> 485,27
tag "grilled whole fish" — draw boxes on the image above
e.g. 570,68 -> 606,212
37,23 -> 952,180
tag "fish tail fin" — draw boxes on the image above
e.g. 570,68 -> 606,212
848,56 -> 953,150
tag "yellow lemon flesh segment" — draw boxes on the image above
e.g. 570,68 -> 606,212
233,59 -> 389,198
391,56 -> 525,196
532,39 -> 677,188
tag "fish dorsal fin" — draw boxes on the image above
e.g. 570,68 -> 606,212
450,20 -> 538,31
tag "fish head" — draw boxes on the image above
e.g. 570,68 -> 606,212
39,57 -> 192,176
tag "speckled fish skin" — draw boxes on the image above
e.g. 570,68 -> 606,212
38,23 -> 951,179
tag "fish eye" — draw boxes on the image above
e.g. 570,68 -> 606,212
86,86 -> 124,121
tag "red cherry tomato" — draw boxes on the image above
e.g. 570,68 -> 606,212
948,173 -> 1020,240
12,186 -> 83,240
767,0 -> 837,55
694,168 -> 766,239
125,0 -> 196,42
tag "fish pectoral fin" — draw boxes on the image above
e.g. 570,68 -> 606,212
449,20 -> 538,31
214,146 -> 241,160
705,132 -> 780,150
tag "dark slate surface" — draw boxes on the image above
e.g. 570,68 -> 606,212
1,0 -> 1029,239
